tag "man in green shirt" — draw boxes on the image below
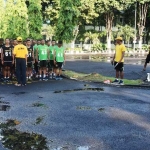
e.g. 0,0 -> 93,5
54,41 -> 65,80
36,39 -> 48,81
48,40 -> 56,79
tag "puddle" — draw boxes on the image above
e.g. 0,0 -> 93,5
0,119 -> 48,150
31,102 -> 46,108
0,101 -> 10,111
98,108 -> 105,112
76,106 -> 92,110
12,92 -> 27,95
54,88 -> 104,93
35,116 -> 45,125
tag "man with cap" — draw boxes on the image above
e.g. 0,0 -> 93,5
13,37 -> 28,86
111,37 -> 126,85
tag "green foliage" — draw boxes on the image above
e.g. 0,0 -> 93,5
92,43 -> 106,52
3,0 -> 29,39
28,0 -> 43,39
55,0 -> 81,42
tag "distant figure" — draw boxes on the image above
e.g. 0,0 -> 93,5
143,47 -> 150,71
111,37 -> 126,85
13,37 -> 28,86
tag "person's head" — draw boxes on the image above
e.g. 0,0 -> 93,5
115,37 -> 123,45
0,38 -> 4,45
5,38 -> 10,45
52,40 -> 56,46
58,41 -> 63,47
32,40 -> 37,45
13,39 -> 18,46
17,37 -> 23,44
46,40 -> 51,46
26,39 -> 31,46
41,39 -> 45,45
37,39 -> 41,45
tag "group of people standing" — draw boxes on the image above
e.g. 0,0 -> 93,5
0,37 -> 65,86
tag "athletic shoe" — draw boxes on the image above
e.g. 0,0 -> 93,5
112,79 -> 119,84
43,77 -> 48,81
55,76 -> 59,80
39,77 -> 42,81
58,76 -> 63,80
22,84 -> 26,86
15,83 -> 21,86
118,80 -> 124,85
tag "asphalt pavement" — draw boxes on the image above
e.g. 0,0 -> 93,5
0,75 -> 150,149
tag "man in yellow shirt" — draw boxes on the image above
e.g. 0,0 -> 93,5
13,37 -> 28,86
111,37 -> 126,85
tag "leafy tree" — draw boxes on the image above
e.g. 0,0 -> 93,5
95,0 -> 135,50
137,0 -> 149,49
0,0 -> 5,38
27,0 -> 43,39
4,0 -> 29,39
117,25 -> 135,49
55,0 -> 81,42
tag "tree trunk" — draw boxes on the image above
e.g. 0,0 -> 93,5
71,25 -> 79,50
105,12 -> 114,51
137,3 -> 149,50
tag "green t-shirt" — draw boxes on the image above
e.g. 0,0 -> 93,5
55,46 -> 65,62
49,45 -> 56,60
38,45 -> 48,60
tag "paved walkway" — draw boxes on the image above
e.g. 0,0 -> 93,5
65,60 -> 150,80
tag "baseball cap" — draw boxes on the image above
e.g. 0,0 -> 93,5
115,37 -> 123,41
17,37 -> 22,42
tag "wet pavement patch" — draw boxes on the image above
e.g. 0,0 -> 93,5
35,116 -> 45,125
76,106 -> 92,110
0,120 -> 48,150
31,102 -> 47,108
98,108 -> 105,112
54,88 -> 104,93
0,101 -> 10,111
12,92 -> 27,95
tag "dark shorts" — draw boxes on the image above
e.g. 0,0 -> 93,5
55,62 -> 63,69
146,54 -> 150,63
114,61 -> 124,72
3,62 -> 12,68
40,60 -> 47,68
50,60 -> 55,68
27,62 -> 32,68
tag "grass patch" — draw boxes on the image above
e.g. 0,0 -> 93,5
63,70 -> 143,85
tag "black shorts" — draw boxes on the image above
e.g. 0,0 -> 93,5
40,60 -> 47,68
27,62 -> 32,68
114,61 -> 124,72
145,54 -> 150,63
3,62 -> 12,67
55,62 -> 63,69
50,60 -> 55,68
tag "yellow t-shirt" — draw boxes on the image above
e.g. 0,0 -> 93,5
13,44 -> 28,58
115,44 -> 126,62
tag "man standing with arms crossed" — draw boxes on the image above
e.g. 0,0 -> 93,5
13,37 -> 28,86
111,37 -> 126,85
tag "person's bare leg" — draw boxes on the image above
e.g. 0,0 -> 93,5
4,67 -> 7,78
116,70 -> 119,79
7,67 -> 10,78
120,71 -> 124,79
59,69 -> 62,76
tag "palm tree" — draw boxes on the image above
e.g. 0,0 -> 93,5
84,31 -> 100,50
117,25 -> 135,49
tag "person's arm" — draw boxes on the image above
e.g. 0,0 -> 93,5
36,48 -> 38,62
53,50 -> 56,64
63,51 -> 66,65
12,48 -> 15,64
1,48 -> 3,64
